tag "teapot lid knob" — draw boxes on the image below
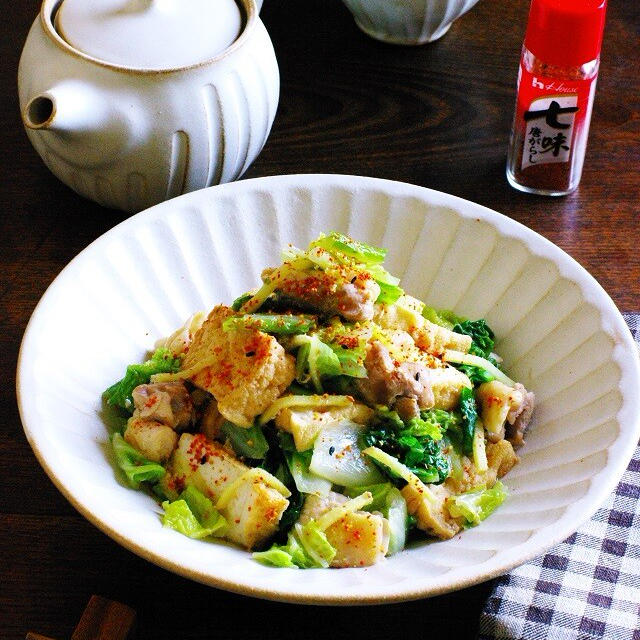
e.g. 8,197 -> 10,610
55,0 -> 244,69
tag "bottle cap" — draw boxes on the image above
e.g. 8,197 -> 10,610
524,0 -> 607,67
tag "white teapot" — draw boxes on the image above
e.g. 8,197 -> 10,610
18,0 -> 279,212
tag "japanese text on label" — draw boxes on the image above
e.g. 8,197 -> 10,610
521,96 -> 579,170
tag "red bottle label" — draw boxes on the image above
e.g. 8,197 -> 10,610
516,62 -> 595,170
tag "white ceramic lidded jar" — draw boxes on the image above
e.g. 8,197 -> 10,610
341,0 -> 482,45
19,0 -> 279,212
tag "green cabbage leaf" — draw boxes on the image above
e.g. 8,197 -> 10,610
104,348 -> 181,411
111,432 -> 165,488
162,485 -> 227,539
447,481 -> 507,526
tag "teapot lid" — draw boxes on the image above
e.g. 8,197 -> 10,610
55,0 -> 244,69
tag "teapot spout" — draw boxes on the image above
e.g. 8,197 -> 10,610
23,93 -> 56,130
22,81 -> 135,167
23,81 -> 112,134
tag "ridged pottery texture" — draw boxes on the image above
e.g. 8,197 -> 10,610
342,0 -> 482,45
17,175 -> 640,603
18,0 -> 279,212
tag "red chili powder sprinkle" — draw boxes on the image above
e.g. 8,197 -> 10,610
213,360 -> 234,388
337,335 -> 359,349
198,369 -> 214,389
282,274 -> 332,300
144,395 -> 159,408
243,335 -> 270,361
264,507 -> 278,522
187,434 -> 216,471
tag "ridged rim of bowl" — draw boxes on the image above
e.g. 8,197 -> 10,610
17,174 -> 640,604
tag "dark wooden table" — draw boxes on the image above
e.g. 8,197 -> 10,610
2,1 -> 638,638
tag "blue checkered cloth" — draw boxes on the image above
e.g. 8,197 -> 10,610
479,313 -> 640,640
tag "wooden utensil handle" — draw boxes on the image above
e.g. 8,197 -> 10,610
71,596 -> 136,640
27,596 -> 136,640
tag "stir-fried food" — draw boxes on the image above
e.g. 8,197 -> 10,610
103,232 -> 535,568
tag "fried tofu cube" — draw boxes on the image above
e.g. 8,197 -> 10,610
486,439 -> 519,478
327,510 -> 390,568
222,478 -> 290,550
300,492 -> 389,568
124,416 -> 178,463
440,439 -> 518,529
445,439 -> 518,496
161,433 -> 289,549
181,305 -> 296,427
445,454 -> 487,495
401,482 -> 461,540
476,381 -> 524,442
429,365 -> 472,410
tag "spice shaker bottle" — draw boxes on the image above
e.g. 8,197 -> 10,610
506,0 -> 607,196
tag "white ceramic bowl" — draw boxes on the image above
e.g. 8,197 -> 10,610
341,0 -> 482,45
17,175 -> 640,604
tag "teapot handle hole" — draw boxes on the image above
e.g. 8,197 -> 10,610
25,96 -> 55,128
